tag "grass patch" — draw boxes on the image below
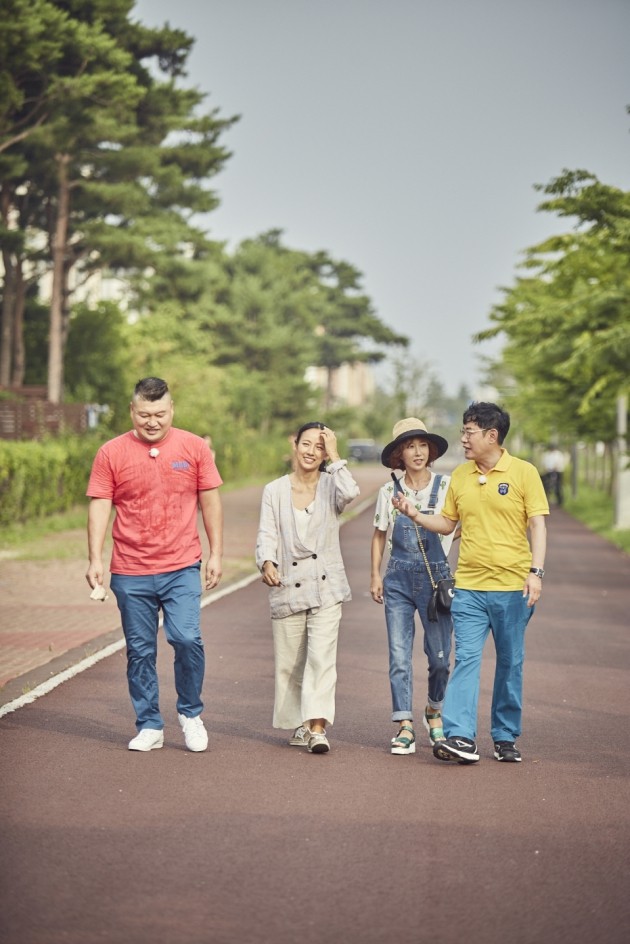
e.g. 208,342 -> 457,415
0,505 -> 88,555
565,485 -> 630,555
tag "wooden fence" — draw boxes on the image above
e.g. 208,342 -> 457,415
0,388 -> 88,440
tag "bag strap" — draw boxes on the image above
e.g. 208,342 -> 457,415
413,473 -> 442,589
413,521 -> 437,591
427,473 -> 442,511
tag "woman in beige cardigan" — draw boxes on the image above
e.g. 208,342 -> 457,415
256,422 -> 360,754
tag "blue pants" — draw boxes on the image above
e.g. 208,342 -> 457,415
443,589 -> 534,743
383,513 -> 452,722
110,565 -> 204,731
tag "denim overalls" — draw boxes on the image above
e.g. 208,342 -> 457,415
383,475 -> 453,722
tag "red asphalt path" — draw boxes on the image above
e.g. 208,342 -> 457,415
1,502 -> 629,944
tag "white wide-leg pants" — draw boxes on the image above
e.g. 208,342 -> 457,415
271,603 -> 342,729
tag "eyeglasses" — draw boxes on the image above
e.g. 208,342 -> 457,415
460,427 -> 487,440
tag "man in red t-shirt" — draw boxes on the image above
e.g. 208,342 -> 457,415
86,377 -> 223,753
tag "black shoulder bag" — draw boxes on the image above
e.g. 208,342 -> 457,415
412,474 -> 455,622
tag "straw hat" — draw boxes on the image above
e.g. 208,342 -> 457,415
380,417 -> 448,468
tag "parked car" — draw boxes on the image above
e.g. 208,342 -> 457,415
348,439 -> 383,462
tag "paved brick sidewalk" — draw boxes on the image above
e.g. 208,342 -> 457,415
0,464 -> 388,704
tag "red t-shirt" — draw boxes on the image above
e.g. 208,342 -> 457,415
87,427 -> 223,575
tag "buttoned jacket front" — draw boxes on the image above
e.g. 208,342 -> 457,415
256,461 -> 360,619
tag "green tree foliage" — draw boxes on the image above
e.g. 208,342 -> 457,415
476,169 -> 630,445
63,300 -> 134,427
1,1 -> 409,487
0,0 -> 236,401
0,0 -> 75,388
0,0 -> 74,153
220,232 -> 409,425
130,230 -> 408,436
306,249 -> 408,409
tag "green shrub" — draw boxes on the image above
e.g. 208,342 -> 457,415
0,436 -> 99,527
0,424 -> 293,528
215,427 -> 290,483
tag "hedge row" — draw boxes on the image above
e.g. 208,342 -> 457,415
0,429 -> 289,528
0,436 -> 100,527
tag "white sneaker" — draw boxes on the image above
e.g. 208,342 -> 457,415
178,714 -> 208,752
128,728 -> 164,751
307,732 -> 330,754
289,725 -> 311,747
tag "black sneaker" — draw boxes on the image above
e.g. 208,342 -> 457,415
493,741 -> 522,762
433,736 -> 480,764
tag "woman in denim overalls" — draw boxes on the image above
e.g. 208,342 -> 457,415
371,418 -> 455,755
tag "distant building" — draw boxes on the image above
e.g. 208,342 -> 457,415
306,361 -> 375,408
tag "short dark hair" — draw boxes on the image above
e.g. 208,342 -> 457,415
463,401 -> 510,445
134,377 -> 169,401
390,438 -> 438,470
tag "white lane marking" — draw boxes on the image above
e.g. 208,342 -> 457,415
0,495 -> 378,719
0,571 -> 261,718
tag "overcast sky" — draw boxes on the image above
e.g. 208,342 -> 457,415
134,0 -> 630,397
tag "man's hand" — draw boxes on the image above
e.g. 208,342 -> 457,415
522,573 -> 542,607
86,560 -> 104,590
204,553 -> 222,591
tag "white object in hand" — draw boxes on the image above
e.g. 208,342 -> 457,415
90,585 -> 109,602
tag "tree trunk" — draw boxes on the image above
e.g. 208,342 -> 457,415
0,186 -> 15,386
47,153 -> 70,404
0,255 -> 15,386
325,366 -> 334,410
10,262 -> 26,387
61,253 -> 73,351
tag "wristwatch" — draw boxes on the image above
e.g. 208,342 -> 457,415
529,567 -> 545,579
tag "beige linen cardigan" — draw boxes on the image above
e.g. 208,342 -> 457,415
255,460 -> 360,619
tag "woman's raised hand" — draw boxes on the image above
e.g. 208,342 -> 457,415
320,426 -> 340,462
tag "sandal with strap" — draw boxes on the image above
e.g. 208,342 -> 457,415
391,723 -> 416,755
423,707 -> 445,744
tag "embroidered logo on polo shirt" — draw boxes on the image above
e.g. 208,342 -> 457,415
498,483 -> 509,495
171,460 -> 190,470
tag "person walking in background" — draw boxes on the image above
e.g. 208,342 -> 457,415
541,443 -> 566,506
371,418 -> 455,755
392,402 -> 548,765
86,377 -> 223,753
256,422 -> 359,755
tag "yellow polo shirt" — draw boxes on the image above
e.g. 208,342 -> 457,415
442,449 -> 549,591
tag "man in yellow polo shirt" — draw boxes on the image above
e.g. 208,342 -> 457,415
392,402 -> 549,764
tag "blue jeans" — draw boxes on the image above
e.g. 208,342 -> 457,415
110,565 -> 204,731
443,589 -> 534,742
383,514 -> 452,722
